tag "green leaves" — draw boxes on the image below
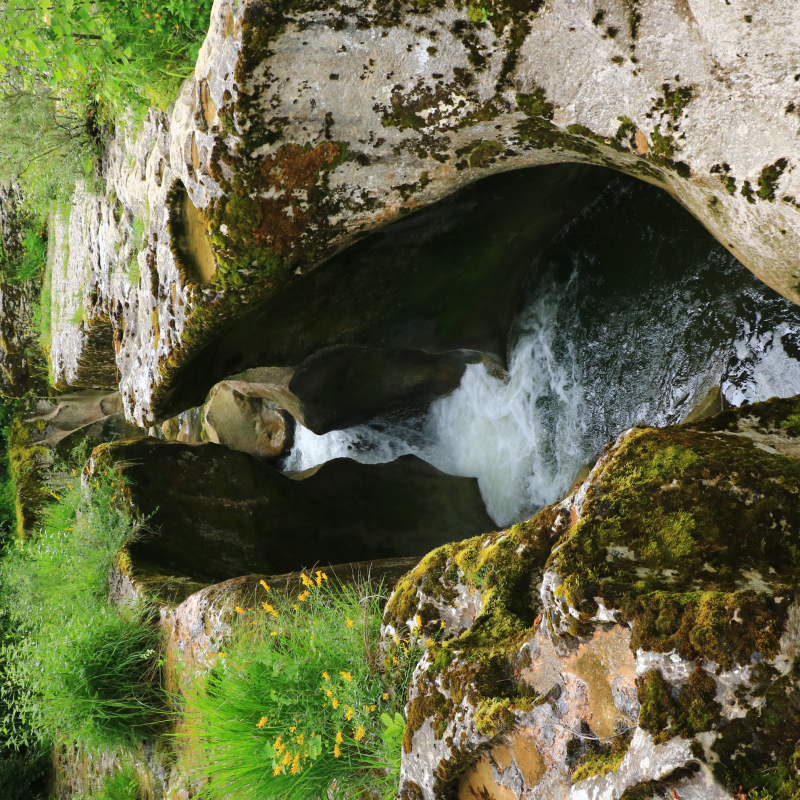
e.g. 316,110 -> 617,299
379,712 -> 406,743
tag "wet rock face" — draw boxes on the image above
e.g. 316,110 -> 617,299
95,438 -> 495,584
382,394 -> 800,800
215,345 -> 500,436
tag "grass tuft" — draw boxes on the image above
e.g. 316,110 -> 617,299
0,468 -> 165,750
182,574 -> 416,800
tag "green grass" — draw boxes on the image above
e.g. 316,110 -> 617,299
182,575 -> 416,800
83,764 -> 141,800
0,470 -> 165,750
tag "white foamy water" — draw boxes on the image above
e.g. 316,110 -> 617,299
284,181 -> 800,526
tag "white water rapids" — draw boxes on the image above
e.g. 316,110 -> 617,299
283,180 -> 800,527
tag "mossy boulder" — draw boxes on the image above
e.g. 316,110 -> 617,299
92,437 -> 495,584
383,395 -> 800,800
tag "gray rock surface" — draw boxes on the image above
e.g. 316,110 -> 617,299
50,0 -> 800,428
382,394 -> 800,799
93,437 -> 495,584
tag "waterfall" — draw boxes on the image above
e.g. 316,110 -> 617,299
283,179 -> 800,527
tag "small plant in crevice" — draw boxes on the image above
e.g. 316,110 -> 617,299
182,574 -> 419,800
0,468 -> 165,750
86,763 -> 141,800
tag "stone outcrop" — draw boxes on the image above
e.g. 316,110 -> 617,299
93,437 -> 495,584
220,345 -> 501,435
48,0 -> 800,426
0,186 -> 48,397
382,394 -> 800,799
201,380 -> 293,458
0,280 -> 48,397
8,391 -> 142,533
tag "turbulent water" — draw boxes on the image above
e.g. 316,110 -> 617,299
283,176 -> 800,527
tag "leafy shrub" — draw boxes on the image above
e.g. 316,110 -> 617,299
0,471 -> 164,749
0,0 -> 213,120
184,574 -> 418,800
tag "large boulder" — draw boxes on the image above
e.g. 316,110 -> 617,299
201,380 -> 294,458
222,345 -> 501,435
52,0 -> 800,427
383,394 -> 800,800
92,437 -> 495,584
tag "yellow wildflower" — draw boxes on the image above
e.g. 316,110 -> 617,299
148,28 -> 154,32
326,689 -> 333,697
315,570 -> 324,586
274,736 -> 283,751
301,573 -> 314,587
289,726 -> 296,733
370,705 -> 377,711
271,631 -> 278,636
440,620 -> 446,628
257,716 -> 268,728
322,671 -> 330,680
354,725 -> 365,742
346,618 -> 354,628
291,754 -> 301,775
282,751 -> 292,765
339,671 -> 352,682
235,606 -> 246,614
262,601 -> 278,616
273,765 -> 282,776
298,590 -> 310,602
296,733 -> 304,745
414,615 -> 422,628
383,693 -> 390,700
335,731 -> 343,744
426,638 -> 435,647
292,604 -> 299,611
345,707 -> 354,721
334,744 -> 341,758
260,579 -> 270,591
218,652 -> 226,658
332,698 -> 340,710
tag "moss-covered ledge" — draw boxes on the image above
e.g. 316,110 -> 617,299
383,394 -> 800,800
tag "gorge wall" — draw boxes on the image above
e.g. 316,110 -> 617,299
47,0 -> 800,427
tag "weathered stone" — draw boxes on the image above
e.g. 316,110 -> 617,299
383,394 -> 800,799
0,280 -> 48,397
681,384 -> 730,423
201,380 -> 293,458
221,345 -> 500,435
46,0 -> 800,427
8,391 -> 142,534
93,437 -> 495,584
0,186 -> 48,396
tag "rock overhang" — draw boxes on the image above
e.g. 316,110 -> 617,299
48,0 -> 800,432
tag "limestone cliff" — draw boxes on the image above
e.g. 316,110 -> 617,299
49,0 -> 800,427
